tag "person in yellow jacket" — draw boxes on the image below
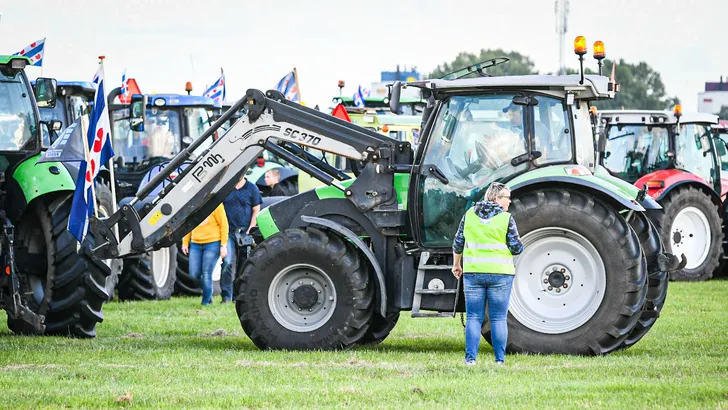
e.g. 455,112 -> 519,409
452,182 -> 524,366
182,204 -> 229,305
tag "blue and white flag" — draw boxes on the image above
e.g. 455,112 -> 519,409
13,38 -> 46,67
353,85 -> 366,108
275,69 -> 300,102
68,62 -> 115,243
121,69 -> 129,99
203,70 -> 225,102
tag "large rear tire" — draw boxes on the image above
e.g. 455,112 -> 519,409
10,194 -> 110,338
621,212 -> 669,349
482,189 -> 647,355
357,312 -> 400,346
173,243 -> 202,296
235,227 -> 373,350
648,186 -> 722,281
118,247 -> 177,301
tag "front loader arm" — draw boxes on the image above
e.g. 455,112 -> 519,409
89,89 -> 412,259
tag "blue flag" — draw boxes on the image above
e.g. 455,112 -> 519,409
68,63 -> 114,243
275,69 -> 301,102
203,70 -> 225,102
13,39 -> 45,67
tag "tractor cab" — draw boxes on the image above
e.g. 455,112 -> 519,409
109,93 -> 217,197
400,73 -> 614,246
599,108 -> 721,196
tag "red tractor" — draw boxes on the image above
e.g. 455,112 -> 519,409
599,107 -> 726,281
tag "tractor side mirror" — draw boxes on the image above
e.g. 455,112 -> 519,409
130,94 -> 147,132
34,77 -> 57,109
389,81 -> 402,114
50,120 -> 62,132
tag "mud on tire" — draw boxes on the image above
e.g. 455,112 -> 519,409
10,193 -> 110,338
647,186 -> 722,281
482,189 -> 647,355
235,227 -> 373,350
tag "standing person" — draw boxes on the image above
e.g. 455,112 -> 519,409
452,182 -> 524,366
264,168 -> 287,196
181,204 -> 229,306
220,176 -> 262,303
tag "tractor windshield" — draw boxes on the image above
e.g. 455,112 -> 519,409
0,70 -> 38,151
418,93 -> 572,246
603,124 -> 670,183
111,107 -> 182,166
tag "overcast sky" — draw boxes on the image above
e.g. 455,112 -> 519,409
2,0 -> 726,112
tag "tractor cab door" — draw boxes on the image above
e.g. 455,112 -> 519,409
411,93 -> 572,248
711,129 -> 728,198
674,123 -> 720,193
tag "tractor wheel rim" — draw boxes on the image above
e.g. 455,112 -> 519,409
268,263 -> 336,332
670,206 -> 710,270
510,227 -> 607,334
151,248 -> 170,288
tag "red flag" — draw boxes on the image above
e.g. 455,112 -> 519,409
331,103 -> 351,122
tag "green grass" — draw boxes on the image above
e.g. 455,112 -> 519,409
1,281 -> 727,409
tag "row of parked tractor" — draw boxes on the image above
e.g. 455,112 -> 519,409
0,39 -> 724,356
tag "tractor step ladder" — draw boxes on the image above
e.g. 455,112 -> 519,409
411,251 -> 460,318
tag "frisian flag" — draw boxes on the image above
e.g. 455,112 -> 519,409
68,62 -> 115,243
121,69 -> 129,99
203,69 -> 225,102
353,85 -> 366,108
275,69 -> 301,102
13,39 -> 46,67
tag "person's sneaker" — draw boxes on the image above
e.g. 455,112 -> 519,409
494,361 -> 505,366
464,360 -> 477,366
220,299 -> 232,304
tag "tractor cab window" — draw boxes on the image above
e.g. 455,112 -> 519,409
715,132 -> 728,172
603,124 -> 670,183
68,95 -> 90,123
532,96 -> 572,166
111,107 -> 182,166
184,107 -> 215,158
418,94 -> 529,246
39,98 -> 67,129
0,71 -> 38,151
675,123 -> 715,185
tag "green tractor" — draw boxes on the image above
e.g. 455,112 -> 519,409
0,56 -> 110,337
89,48 -> 682,354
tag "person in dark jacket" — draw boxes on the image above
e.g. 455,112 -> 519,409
452,182 -> 524,366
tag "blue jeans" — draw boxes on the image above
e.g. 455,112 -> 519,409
189,241 -> 221,305
463,273 -> 515,363
220,233 -> 236,301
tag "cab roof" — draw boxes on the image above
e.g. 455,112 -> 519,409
145,94 -> 216,107
31,79 -> 97,93
420,74 -> 614,100
0,55 -> 31,65
600,109 -> 719,125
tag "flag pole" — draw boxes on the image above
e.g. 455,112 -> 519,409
293,67 -> 302,103
40,37 -> 46,77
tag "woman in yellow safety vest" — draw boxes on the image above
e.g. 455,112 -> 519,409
452,182 -> 524,366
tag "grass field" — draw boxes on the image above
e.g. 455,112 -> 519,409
0,280 -> 726,409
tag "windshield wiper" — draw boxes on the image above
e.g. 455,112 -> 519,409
608,132 -> 635,141
511,151 -> 542,166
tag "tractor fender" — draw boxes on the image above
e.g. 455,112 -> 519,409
636,170 -> 721,208
509,176 -> 651,212
299,215 -> 387,317
14,154 -> 75,205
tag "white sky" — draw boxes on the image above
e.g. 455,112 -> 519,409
2,0 -> 726,112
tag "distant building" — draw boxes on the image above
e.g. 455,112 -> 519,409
368,65 -> 422,100
698,77 -> 728,116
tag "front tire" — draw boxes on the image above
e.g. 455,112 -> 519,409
235,227 -> 373,350
482,189 -> 647,355
118,247 -> 177,301
648,186 -> 723,281
10,194 -> 110,338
